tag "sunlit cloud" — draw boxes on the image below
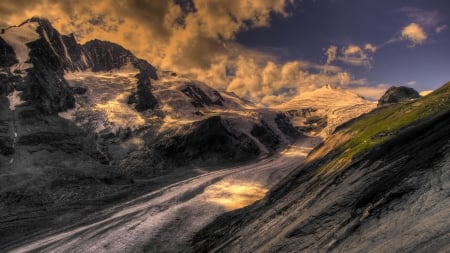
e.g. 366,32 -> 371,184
325,45 -> 337,65
0,0 -> 407,106
347,83 -> 389,101
326,44 -> 375,68
364,43 -> 377,53
226,57 -> 362,106
401,23 -> 427,46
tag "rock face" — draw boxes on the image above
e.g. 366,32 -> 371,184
0,37 -> 18,67
192,83 -> 450,253
378,86 -> 420,107
24,33 -> 75,113
28,17 -> 90,72
181,84 -> 225,107
155,116 -> 260,164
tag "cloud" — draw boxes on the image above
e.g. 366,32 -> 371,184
325,45 -> 337,65
400,7 -> 443,28
0,0 -> 293,71
436,24 -> 448,34
0,0 -> 389,107
329,44 -> 375,68
347,83 -> 389,101
401,23 -> 427,46
364,43 -> 377,53
226,57 -> 363,106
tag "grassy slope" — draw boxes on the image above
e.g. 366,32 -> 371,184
311,82 -> 450,174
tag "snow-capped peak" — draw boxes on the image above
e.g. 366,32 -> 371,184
0,20 -> 40,72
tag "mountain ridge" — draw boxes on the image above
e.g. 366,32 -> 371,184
191,81 -> 450,252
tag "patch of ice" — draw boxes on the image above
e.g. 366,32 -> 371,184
63,70 -> 148,133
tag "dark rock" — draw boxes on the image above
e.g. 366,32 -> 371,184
378,86 -> 420,107
70,86 -> 87,95
82,40 -> 158,80
23,35 -> 75,113
0,136 -> 14,155
127,92 -> 138,105
82,39 -> 134,72
0,37 -> 18,67
285,108 -> 316,118
27,17 -> 91,71
134,73 -> 158,111
275,113 -> 302,138
251,121 -> 280,149
156,116 -> 260,163
181,84 -> 224,107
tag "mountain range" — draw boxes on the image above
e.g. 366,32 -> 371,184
0,17 -> 448,252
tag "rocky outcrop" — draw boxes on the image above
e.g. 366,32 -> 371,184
181,84 -> 224,107
155,116 -> 260,164
22,33 -> 75,113
251,121 -> 280,150
378,86 -> 420,107
274,113 -> 302,138
133,66 -> 158,111
28,17 -> 90,72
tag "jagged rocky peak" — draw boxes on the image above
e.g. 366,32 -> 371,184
378,86 -> 420,107
181,84 -> 225,107
23,17 -> 91,72
1,17 -> 160,112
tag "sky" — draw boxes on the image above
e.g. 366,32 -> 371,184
1,0 -> 449,105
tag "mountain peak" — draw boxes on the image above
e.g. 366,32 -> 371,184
20,16 -> 51,27
377,86 -> 420,107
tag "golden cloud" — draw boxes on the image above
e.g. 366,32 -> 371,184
0,0 -> 382,106
401,22 -> 427,46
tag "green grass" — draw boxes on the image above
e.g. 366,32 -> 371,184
318,82 -> 450,174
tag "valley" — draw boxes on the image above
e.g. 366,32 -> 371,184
3,137 -> 320,253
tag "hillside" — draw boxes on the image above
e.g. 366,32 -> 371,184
192,82 -> 450,252
274,85 -> 376,137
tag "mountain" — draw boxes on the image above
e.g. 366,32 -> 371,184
0,17 -> 313,236
0,17 -> 399,252
378,85 -> 421,107
274,84 -> 376,136
192,82 -> 450,252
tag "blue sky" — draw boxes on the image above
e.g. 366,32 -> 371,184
237,0 -> 450,93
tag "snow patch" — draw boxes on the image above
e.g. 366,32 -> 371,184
0,21 -> 40,72
62,70 -> 146,133
7,89 -> 24,110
